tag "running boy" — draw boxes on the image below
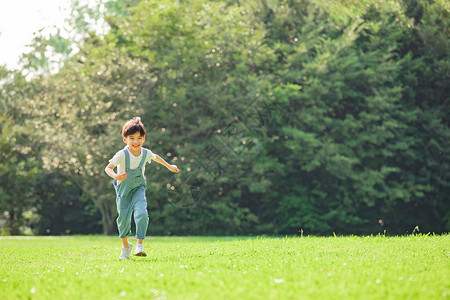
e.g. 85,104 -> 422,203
105,117 -> 179,259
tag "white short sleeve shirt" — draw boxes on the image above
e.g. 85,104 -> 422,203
109,146 -> 157,184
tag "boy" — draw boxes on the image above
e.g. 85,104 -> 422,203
105,117 -> 179,259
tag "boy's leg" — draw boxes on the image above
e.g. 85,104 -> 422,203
122,237 -> 130,248
117,202 -> 133,259
131,188 -> 149,257
132,188 -> 149,241
116,197 -> 133,241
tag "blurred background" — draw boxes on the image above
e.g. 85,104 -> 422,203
0,0 -> 448,236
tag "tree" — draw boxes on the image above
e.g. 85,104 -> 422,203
262,0 -> 449,234
1,0 -> 448,236
0,113 -> 40,235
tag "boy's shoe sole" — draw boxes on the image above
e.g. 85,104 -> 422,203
133,251 -> 147,257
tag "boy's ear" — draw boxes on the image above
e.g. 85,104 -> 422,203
123,135 -> 127,144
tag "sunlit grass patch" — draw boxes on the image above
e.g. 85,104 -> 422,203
0,235 -> 449,299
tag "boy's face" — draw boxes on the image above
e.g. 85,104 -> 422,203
123,132 -> 145,152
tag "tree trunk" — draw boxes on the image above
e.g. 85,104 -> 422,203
99,201 -> 117,235
7,211 -> 21,235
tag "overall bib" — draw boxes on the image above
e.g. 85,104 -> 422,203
113,148 -> 149,239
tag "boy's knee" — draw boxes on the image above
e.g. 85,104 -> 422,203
134,208 -> 149,220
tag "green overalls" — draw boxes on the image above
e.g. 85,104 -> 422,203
113,148 -> 149,239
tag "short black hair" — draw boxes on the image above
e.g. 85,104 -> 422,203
122,117 -> 146,137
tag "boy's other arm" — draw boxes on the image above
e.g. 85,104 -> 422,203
104,163 -> 127,181
153,155 -> 179,173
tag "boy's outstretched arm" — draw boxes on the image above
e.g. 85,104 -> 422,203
153,155 -> 179,173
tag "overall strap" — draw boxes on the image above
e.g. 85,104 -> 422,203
124,148 -> 130,170
138,149 -> 148,169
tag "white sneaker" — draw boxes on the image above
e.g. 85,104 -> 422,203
119,242 -> 133,260
133,243 -> 147,257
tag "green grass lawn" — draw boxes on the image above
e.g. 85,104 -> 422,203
0,235 -> 449,299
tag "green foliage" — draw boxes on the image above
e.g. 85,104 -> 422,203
0,0 -> 448,235
33,174 -> 103,235
0,114 -> 40,235
259,0 -> 449,234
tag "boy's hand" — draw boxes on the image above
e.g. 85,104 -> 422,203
169,165 -> 179,173
114,172 -> 127,181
